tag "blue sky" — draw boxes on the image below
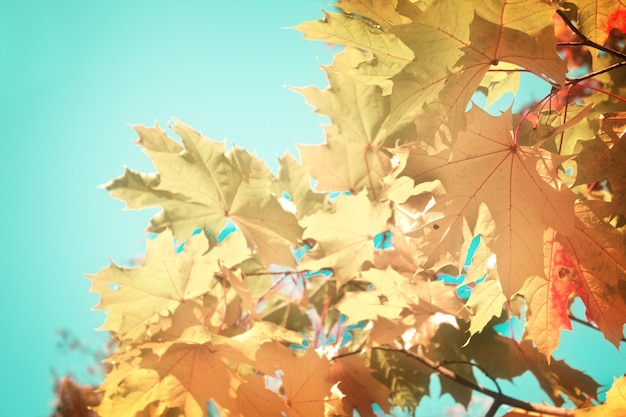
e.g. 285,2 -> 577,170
1,2 -> 624,417
0,1 -> 333,415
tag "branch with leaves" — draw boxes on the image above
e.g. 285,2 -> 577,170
84,1 -> 626,416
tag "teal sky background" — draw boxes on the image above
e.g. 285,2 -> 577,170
0,1 -> 334,415
1,2 -> 625,417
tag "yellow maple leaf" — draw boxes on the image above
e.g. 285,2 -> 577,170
387,0 -> 565,146
97,335 -> 242,417
293,10 -> 414,86
300,192 -> 391,287
576,0 -> 626,44
88,229 -> 249,341
295,48 -> 402,197
335,0 -> 414,30
106,120 -> 302,267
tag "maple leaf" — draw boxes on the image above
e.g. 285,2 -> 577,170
234,374 -> 287,417
293,10 -> 414,85
462,240 -> 507,336
475,62 -> 520,110
300,192 -> 391,286
369,348 -> 431,409
338,267 -> 463,328
255,342 -> 334,417
539,202 -> 626,349
372,228 -> 425,275
88,230 -> 249,342
335,0 -> 414,30
521,200 -> 626,355
105,121 -> 302,267
519,229 -> 582,358
576,0 -> 626,43
97,327 -> 246,417
574,134 -> 626,216
295,48 -> 404,197
474,0 -> 557,35
398,108 -> 577,297
272,152 -> 327,219
387,0 -> 565,146
328,354 -> 391,417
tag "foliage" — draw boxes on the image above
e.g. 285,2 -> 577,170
88,1 -> 626,416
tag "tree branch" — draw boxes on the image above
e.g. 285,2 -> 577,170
566,60 -> 626,85
569,314 -> 626,343
370,346 -> 576,417
556,10 -> 626,61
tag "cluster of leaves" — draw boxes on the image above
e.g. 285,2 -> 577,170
89,1 -> 626,416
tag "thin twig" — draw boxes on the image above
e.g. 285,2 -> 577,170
567,60 -> 626,85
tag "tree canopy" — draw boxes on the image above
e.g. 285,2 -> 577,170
88,1 -> 626,416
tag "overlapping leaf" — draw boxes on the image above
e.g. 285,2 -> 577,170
272,152 -> 326,219
255,342 -> 334,417
576,377 -> 626,416
520,200 -> 626,355
295,48 -> 402,197
300,192 -> 391,286
575,0 -> 626,44
387,0 -> 565,146
398,108 -> 577,297
335,0 -> 415,30
328,354 -> 392,417
90,1 -> 626,415
88,230 -> 249,341
575,133 -> 626,216
96,327 -> 245,417
338,267 -> 464,329
106,121 -> 302,266
433,324 -> 600,407
294,10 -> 414,86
